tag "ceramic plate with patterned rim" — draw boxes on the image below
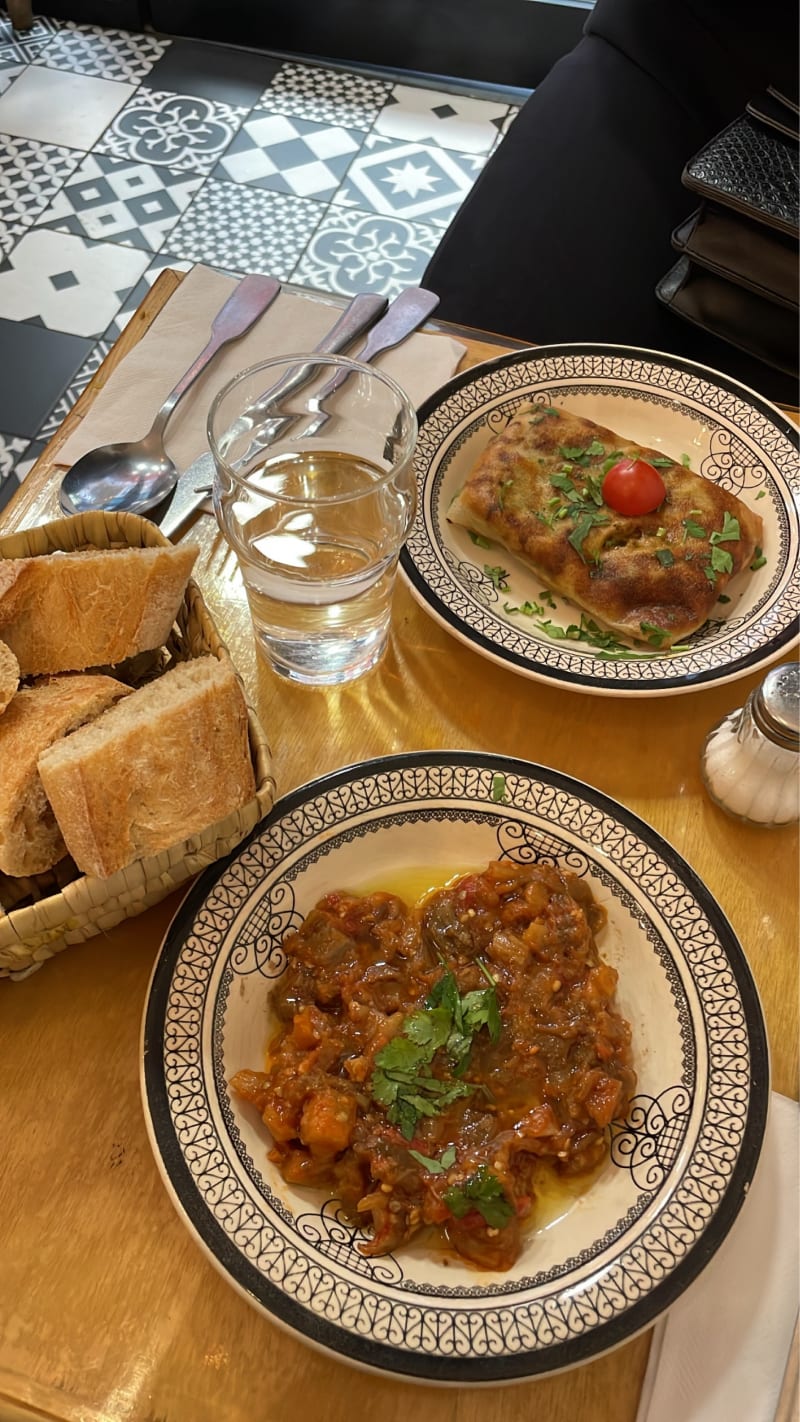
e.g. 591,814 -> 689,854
399,345 -> 799,696
141,752 -> 768,1383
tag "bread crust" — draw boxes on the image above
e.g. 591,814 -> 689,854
38,657 -> 256,879
0,543 -> 199,676
448,404 -> 762,647
0,639 -> 19,716
0,673 -> 131,876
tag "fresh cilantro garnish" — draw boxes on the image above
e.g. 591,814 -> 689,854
682,515 -> 706,540
640,621 -> 670,648
534,614 -> 673,660
444,1165 -> 514,1229
756,489 -> 767,500
656,526 -> 666,538
601,452 -> 625,476
681,453 -> 692,467
408,1144 -> 457,1174
484,565 -> 510,591
710,545 -> 734,575
542,405 -> 560,416
468,530 -> 492,549
559,444 -> 588,462
538,589 -> 557,609
491,773 -> 507,803
650,456 -> 675,469
710,511 -> 740,545
518,599 -> 543,616
503,601 -> 519,614
750,547 -> 767,570
550,472 -> 581,500
370,1035 -> 472,1141
655,548 -> 675,567
585,439 -> 605,458
568,508 -> 609,561
425,962 -> 502,1075
496,478 -> 514,511
583,472 -> 605,506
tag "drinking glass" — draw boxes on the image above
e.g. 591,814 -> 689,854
209,353 -> 418,685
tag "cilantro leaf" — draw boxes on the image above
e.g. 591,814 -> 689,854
681,453 -> 691,467
683,516 -> 706,540
650,456 -> 675,469
444,1166 -> 515,1229
468,530 -> 492,549
756,489 -> 767,500
750,547 -> 767,570
484,565 -> 510,591
655,548 -> 675,567
710,511 -> 740,545
710,544 -> 734,575
491,773 -> 507,803
640,621 -> 670,648
408,1145 -> 457,1174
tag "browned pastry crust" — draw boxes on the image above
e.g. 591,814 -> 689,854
448,404 -> 762,647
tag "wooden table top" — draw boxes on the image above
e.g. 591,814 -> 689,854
0,271 -> 796,1422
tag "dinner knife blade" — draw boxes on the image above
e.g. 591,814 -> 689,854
159,291 -> 387,539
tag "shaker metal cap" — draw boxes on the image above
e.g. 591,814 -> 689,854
753,663 -> 800,750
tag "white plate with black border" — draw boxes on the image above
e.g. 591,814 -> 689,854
399,344 -> 799,696
141,751 -> 768,1384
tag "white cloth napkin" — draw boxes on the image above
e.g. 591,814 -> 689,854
56,265 -> 466,472
637,1091 -> 799,1422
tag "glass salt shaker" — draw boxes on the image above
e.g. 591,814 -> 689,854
701,663 -> 799,826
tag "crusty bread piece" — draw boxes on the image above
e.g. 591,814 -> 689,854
38,656 -> 256,879
0,542 -> 199,676
0,673 -> 132,877
0,639 -> 19,716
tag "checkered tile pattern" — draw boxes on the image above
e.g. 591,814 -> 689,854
212,111 -> 363,197
35,153 -> 204,251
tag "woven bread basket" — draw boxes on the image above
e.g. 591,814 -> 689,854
0,510 -> 275,978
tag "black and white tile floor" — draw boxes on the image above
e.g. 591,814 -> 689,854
0,12 -> 524,513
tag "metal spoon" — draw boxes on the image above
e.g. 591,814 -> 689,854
59,273 -> 283,518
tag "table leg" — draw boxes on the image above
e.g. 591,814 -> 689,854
6,0 -> 34,30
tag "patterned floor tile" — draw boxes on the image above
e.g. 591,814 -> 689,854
332,135 -> 486,228
258,61 -> 390,129
141,36 -> 280,107
0,58 -> 25,95
37,337 -> 111,438
210,112 -> 364,199
0,227 -> 150,337
103,252 -> 193,340
0,10 -> 59,63
166,178 -> 323,280
94,88 -> 249,176
0,65 -> 135,148
0,135 -> 83,257
31,21 -> 169,82
0,315 -> 93,436
0,433 -> 46,511
374,85 -> 511,154
291,207 -> 440,299
35,153 -> 204,252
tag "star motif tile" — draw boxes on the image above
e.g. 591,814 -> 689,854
35,153 -> 204,252
31,21 -> 170,82
291,206 -> 440,299
257,61 -> 390,128
332,135 -> 486,226
94,88 -> 249,175
166,178 -> 324,280
104,252 -> 193,340
374,84 -> 511,154
210,111 -> 364,198
0,228 -> 150,337
0,135 -> 83,256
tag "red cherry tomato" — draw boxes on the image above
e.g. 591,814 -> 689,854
601,459 -> 667,516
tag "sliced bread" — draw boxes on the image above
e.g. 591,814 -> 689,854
0,542 -> 199,676
0,639 -> 19,716
0,673 -> 132,877
38,656 -> 256,879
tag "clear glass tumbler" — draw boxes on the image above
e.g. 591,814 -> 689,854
209,352 -> 418,685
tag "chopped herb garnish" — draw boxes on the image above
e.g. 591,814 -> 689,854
371,962 -> 501,1138
559,444 -> 588,462
518,599 -> 543,616
408,1144 -> 457,1174
656,526 -> 666,538
538,589 -> 557,609
484,565 -> 510,591
650,456 -> 675,469
583,471 -> 605,505
491,773 -> 507,803
468,530 -> 492,549
444,1165 -> 515,1229
640,621 -> 670,648
710,511 -> 740,545
601,451 -> 625,476
585,439 -> 605,458
756,489 -> 767,500
683,516 -> 706,540
655,548 -> 675,567
710,544 -> 734,575
717,594 -> 731,604
542,405 -> 560,416
550,472 -> 580,498
568,508 -> 609,561
681,453 -> 692,468
750,548 -> 767,570
503,602 -> 519,615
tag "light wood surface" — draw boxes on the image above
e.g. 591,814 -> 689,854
0,273 -> 796,1422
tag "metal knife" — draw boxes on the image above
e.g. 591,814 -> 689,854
159,286 -> 440,541
159,291 -> 387,539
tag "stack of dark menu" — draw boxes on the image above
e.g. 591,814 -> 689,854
657,86 -> 799,396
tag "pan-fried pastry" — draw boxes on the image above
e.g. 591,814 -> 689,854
447,404 -> 763,648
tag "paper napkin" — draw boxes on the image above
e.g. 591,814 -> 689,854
56,265 -> 466,473
636,1091 -> 799,1422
